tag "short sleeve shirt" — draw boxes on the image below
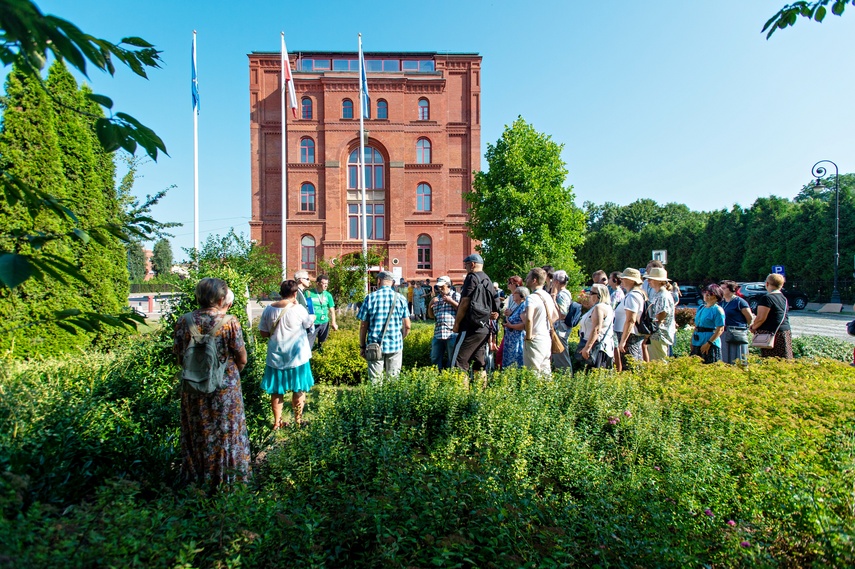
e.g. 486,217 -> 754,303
719,296 -> 750,328
693,304 -> 726,347
305,289 -> 335,325
356,286 -> 410,353
614,289 -> 643,335
756,293 -> 790,333
431,291 -> 461,340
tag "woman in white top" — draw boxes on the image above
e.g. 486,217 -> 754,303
258,279 -> 315,429
614,267 -> 646,371
578,283 -> 615,369
643,267 -> 677,361
522,267 -> 556,375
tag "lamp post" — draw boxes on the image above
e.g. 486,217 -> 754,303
811,160 -> 841,304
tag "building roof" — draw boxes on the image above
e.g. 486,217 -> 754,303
249,50 -> 479,57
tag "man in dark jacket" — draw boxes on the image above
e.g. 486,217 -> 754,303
451,253 -> 499,383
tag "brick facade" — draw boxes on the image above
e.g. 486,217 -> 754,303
248,51 -> 481,283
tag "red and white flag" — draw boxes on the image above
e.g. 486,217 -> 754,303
281,33 -> 297,118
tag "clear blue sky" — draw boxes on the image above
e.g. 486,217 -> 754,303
32,0 -> 855,256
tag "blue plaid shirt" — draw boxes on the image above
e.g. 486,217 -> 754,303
357,286 -> 409,353
431,291 -> 460,340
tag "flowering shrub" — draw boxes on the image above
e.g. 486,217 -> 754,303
675,307 -> 696,328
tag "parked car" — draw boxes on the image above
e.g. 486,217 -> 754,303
677,285 -> 702,306
736,282 -> 809,311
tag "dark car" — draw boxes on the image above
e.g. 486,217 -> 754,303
736,282 -> 809,311
677,285 -> 702,306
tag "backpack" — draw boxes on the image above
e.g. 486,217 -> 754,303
847,319 -> 855,336
181,313 -> 233,394
631,290 -> 659,337
464,272 -> 498,329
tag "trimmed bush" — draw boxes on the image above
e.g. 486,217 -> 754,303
675,306 -> 696,328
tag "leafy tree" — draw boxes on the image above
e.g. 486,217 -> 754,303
465,117 -> 586,285
316,247 -> 387,308
151,238 -> 172,276
127,241 -> 146,282
764,1 -> 854,38
187,230 -> 280,298
0,0 -> 165,337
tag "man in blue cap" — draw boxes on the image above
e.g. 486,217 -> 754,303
357,271 -> 411,383
451,253 -> 500,385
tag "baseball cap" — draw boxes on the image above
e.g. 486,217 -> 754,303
436,276 -> 452,286
463,253 -> 484,264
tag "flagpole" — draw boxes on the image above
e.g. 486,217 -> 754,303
192,31 -> 199,257
281,32 -> 288,280
358,34 -> 368,293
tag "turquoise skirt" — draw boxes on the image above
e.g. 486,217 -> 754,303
261,362 -> 314,394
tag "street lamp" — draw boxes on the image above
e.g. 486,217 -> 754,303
811,160 -> 841,304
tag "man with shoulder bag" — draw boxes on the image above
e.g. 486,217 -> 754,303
427,276 -> 460,370
357,271 -> 411,383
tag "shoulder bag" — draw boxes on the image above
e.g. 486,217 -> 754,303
536,290 -> 565,354
365,297 -> 397,361
751,297 -> 788,349
575,308 -> 613,366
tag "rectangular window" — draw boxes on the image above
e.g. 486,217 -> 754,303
418,246 -> 431,269
347,203 -> 385,240
301,245 -> 316,270
382,60 -> 399,71
373,165 -> 383,189
311,59 -> 330,70
333,59 -> 355,71
419,60 -> 435,72
402,60 -> 419,71
365,60 -> 382,72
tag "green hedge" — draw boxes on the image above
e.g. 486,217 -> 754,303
3,358 -> 855,567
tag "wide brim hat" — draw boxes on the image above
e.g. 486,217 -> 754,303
643,267 -> 669,282
619,267 -> 643,284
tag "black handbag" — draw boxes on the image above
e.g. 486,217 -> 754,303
723,326 -> 749,345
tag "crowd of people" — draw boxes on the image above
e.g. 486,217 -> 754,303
171,259 -> 796,490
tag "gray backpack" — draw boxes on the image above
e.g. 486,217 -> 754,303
181,313 -> 233,394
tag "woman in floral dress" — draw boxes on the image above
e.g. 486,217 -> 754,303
502,286 -> 529,368
173,277 -> 251,488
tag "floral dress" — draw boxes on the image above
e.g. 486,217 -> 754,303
502,302 -> 526,368
173,309 -> 251,488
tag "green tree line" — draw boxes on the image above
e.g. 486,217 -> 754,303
577,175 -> 855,301
0,61 -> 130,356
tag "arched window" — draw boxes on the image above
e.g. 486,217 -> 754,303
416,138 -> 431,164
347,146 -> 385,240
300,183 -> 316,212
376,99 -> 388,119
300,138 -> 315,163
418,98 -> 429,121
416,183 -> 431,212
301,235 -> 316,270
417,235 -> 432,269
342,98 -> 353,119
301,97 -> 313,120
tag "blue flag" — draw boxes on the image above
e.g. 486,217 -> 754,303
359,46 -> 369,119
191,36 -> 200,114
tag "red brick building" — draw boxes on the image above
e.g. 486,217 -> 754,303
248,50 -> 481,283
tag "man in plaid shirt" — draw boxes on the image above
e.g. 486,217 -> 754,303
357,271 -> 411,383
427,275 -> 460,370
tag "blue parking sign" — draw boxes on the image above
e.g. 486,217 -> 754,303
772,265 -> 785,276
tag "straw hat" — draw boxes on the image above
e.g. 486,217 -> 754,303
643,267 -> 669,282
619,267 -> 643,284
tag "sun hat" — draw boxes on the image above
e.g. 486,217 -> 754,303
436,276 -> 452,286
643,267 -> 669,282
619,267 -> 643,284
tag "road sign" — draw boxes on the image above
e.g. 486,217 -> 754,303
772,265 -> 785,276
652,250 -> 667,264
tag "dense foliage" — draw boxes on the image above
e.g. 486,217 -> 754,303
2,343 -> 854,567
466,117 -> 586,286
188,230 -> 280,298
0,62 -> 133,356
579,177 -> 855,301
315,246 -> 387,307
150,238 -> 172,276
